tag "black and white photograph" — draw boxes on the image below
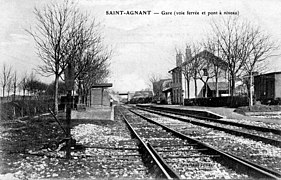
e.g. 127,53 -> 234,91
0,0 -> 281,179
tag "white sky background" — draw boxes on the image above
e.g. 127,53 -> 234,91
0,0 -> 281,93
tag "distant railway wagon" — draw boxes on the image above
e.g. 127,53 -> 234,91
254,71 -> 281,104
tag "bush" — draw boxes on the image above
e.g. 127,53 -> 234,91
184,96 -> 248,108
260,98 -> 281,105
235,104 -> 281,113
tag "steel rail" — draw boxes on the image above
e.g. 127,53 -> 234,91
133,106 -> 281,178
136,106 -> 281,148
145,105 -> 281,135
129,108 -> 281,179
118,109 -> 177,179
147,143 -> 182,179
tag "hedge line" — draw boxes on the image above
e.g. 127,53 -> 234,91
1,99 -> 54,120
184,96 -> 248,108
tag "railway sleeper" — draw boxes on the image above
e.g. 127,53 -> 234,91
142,106 -> 281,135
84,146 -> 139,150
129,108 -> 281,179
139,107 -> 281,147
162,155 -> 221,159
152,143 -> 198,147
156,148 -> 208,152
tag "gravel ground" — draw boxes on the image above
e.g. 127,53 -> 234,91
0,108 -> 155,179
159,109 -> 281,140
192,119 -> 281,141
2,105 -> 279,179
220,118 -> 281,130
135,109 -> 281,173
125,109 -> 250,179
250,114 -> 281,119
156,105 -> 281,124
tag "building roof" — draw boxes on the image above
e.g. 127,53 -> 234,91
162,87 -> 172,92
162,79 -> 172,88
254,71 -> 281,77
207,82 -> 229,91
119,92 -> 129,95
153,79 -> 171,85
182,50 -> 228,70
92,83 -> 113,88
168,66 -> 180,73
168,50 -> 228,75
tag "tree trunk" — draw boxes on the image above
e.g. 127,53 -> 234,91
194,78 -> 198,98
65,89 -> 72,159
184,78 -> 187,99
215,76 -> 219,97
78,80 -> 81,104
187,79 -> 190,99
84,89 -> 87,106
204,82 -> 208,98
2,86 -> 4,97
13,82 -> 16,101
230,74 -> 235,107
231,75 -> 235,97
54,75 -> 59,114
249,71 -> 253,106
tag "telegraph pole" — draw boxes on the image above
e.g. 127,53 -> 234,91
65,61 -> 74,159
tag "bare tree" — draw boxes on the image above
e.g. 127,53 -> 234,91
26,72 -> 37,95
25,76 -> 48,95
240,25 -> 278,106
72,37 -> 112,104
211,17 -> 252,98
77,50 -> 111,105
6,76 -> 13,97
179,46 -> 197,99
83,65 -> 109,106
0,63 -> 13,97
12,72 -> 17,100
211,17 -> 279,106
202,38 -> 228,97
181,47 -> 192,99
27,0 -> 104,114
196,55 -> 214,98
18,72 -> 28,96
148,73 -> 161,92
188,43 -> 202,98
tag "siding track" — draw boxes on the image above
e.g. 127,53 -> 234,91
118,106 -> 280,179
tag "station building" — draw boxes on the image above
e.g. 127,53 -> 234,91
87,83 -> 113,106
168,48 -> 229,105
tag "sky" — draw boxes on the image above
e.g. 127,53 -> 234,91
1,0 -> 281,93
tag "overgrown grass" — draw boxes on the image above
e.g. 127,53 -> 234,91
0,114 -> 65,174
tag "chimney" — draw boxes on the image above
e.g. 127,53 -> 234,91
176,52 -> 183,67
185,47 -> 192,61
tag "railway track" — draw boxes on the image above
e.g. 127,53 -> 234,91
69,111 -> 171,179
118,106 -> 280,179
143,105 -> 281,134
130,105 -> 281,177
136,105 -> 281,147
